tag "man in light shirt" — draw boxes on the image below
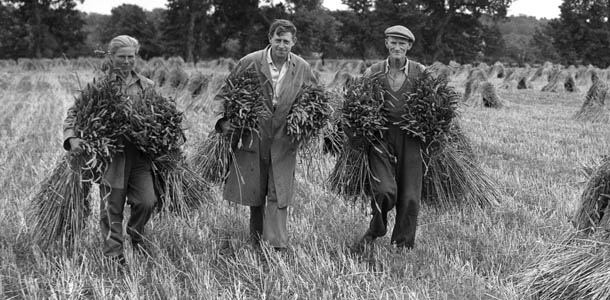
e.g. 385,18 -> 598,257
214,19 -> 317,251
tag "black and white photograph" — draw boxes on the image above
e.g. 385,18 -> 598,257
0,0 -> 607,299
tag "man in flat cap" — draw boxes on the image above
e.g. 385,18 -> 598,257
348,25 -> 426,251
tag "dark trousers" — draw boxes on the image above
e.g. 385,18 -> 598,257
249,148 -> 288,248
99,144 -> 156,257
366,125 -> 423,248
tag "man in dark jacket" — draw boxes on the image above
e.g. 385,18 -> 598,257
214,19 -> 317,250
351,25 -> 426,250
64,35 -> 156,266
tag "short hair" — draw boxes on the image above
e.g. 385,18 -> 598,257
268,19 -> 297,39
108,35 -> 140,55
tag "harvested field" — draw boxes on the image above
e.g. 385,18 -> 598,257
0,58 -> 608,299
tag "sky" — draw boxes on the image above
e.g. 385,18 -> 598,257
76,0 -> 563,20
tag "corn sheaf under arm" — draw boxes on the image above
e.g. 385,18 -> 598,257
211,59 -> 250,132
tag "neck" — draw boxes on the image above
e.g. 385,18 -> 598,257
114,69 -> 130,79
271,49 -> 287,66
388,57 -> 406,69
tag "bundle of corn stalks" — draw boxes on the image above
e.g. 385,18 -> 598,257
421,124 -> 502,209
488,62 -> 505,78
220,68 -> 271,144
153,151 -> 213,215
328,77 -> 387,200
329,71 -> 355,89
286,84 -> 333,147
328,147 -> 372,206
462,77 -> 483,103
70,77 -> 132,182
427,62 -> 453,81
188,71 -> 210,99
330,73 -> 501,209
517,232 -> 610,300
542,70 -> 579,93
30,154 -> 92,253
518,75 -> 533,90
339,77 -> 387,144
401,73 -> 500,208
573,79 -> 610,122
168,67 -> 189,90
189,133 -> 232,184
499,68 -> 518,90
480,82 -> 503,108
191,68 -> 269,185
154,67 -> 169,87
399,71 -> 459,144
129,89 -> 186,160
530,62 -> 554,82
572,156 -> 610,232
32,75 -> 190,250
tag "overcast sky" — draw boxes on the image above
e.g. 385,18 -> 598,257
76,0 -> 562,20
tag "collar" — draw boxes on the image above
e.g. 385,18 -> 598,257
266,46 -> 292,67
384,57 -> 409,75
110,70 -> 141,86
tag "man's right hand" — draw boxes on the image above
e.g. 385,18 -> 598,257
68,137 -> 85,153
216,119 -> 235,135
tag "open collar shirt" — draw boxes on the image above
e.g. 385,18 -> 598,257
383,57 -> 410,75
266,47 -> 292,106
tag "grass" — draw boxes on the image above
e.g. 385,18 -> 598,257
0,62 -> 607,299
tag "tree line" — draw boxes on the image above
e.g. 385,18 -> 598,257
1,0 -> 609,67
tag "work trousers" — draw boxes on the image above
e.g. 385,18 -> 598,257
366,125 -> 423,248
249,150 -> 289,249
99,143 -> 156,257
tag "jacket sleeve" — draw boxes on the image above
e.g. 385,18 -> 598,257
62,104 -> 77,151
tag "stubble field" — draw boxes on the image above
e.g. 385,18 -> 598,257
0,59 -> 607,299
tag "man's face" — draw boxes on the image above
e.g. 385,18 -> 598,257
385,36 -> 412,59
112,47 -> 136,74
269,31 -> 295,60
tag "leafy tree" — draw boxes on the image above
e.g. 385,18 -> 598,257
549,0 -> 610,66
209,0 -> 260,57
410,0 -> 514,61
3,0 -> 86,58
529,25 -> 559,64
285,0 -> 322,11
101,4 -> 159,59
81,12 -> 109,54
290,8 -> 340,57
161,0 -> 212,62
0,3 -> 26,59
334,0 -> 377,59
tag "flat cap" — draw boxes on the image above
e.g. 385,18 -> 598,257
385,25 -> 415,42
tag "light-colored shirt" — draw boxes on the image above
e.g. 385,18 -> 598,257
383,58 -> 410,75
266,47 -> 291,106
